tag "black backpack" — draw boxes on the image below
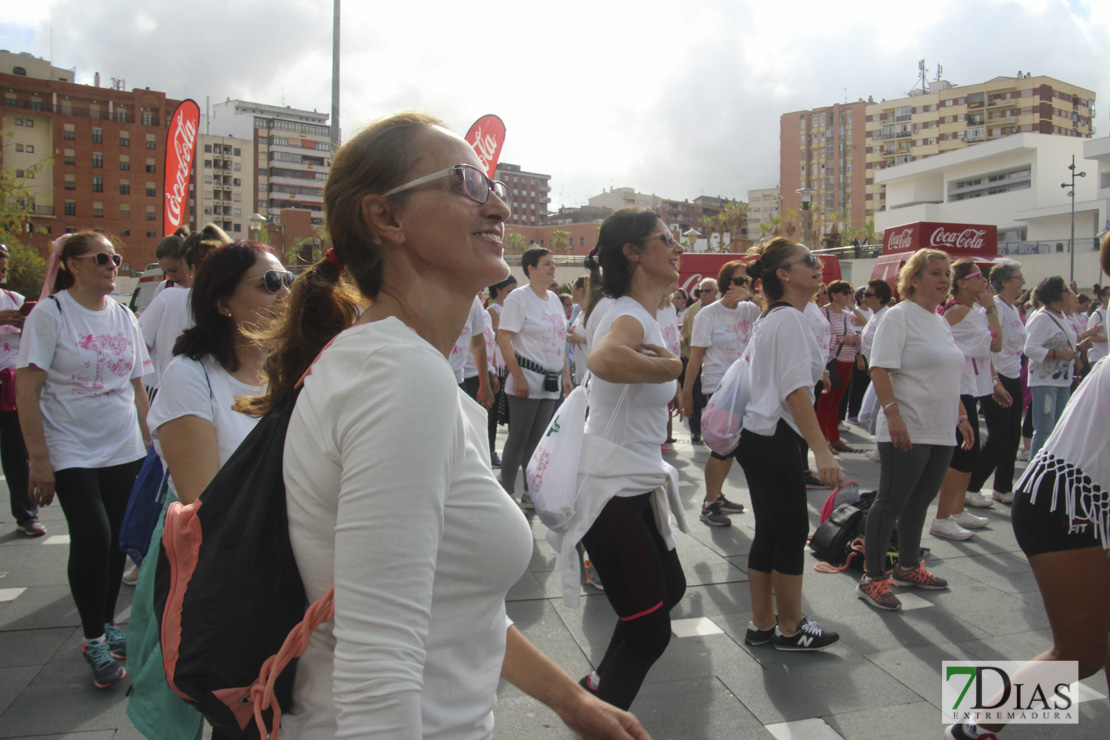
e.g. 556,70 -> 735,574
810,503 -> 864,567
154,387 -> 334,739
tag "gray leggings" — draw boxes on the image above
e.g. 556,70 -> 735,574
864,442 -> 954,578
499,396 -> 557,495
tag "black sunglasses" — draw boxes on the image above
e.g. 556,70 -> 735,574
246,269 -> 295,293
74,252 -> 123,267
789,252 -> 821,270
730,276 -> 749,288
862,292 -> 876,298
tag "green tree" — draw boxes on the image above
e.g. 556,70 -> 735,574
550,229 -> 570,256
1,149 -> 47,297
5,241 -> 45,298
720,202 -> 749,250
505,232 -> 527,255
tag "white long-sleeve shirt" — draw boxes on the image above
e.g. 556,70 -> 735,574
1024,308 -> 1078,388
282,318 -> 532,739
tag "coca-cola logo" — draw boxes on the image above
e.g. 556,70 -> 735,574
464,114 -> 506,179
163,100 -> 200,234
929,227 -> 987,251
887,228 -> 914,251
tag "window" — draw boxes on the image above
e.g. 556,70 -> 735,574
117,108 -> 128,122
120,155 -> 130,171
13,118 -> 22,126
120,180 -> 130,195
26,144 -> 34,154
146,158 -> 156,173
24,118 -> 33,127
93,204 -> 104,218
14,143 -> 23,152
233,147 -> 241,156
63,124 -> 75,140
65,201 -> 76,216
233,162 -> 241,171
233,224 -> 242,233
233,178 -> 241,186
64,175 -> 76,190
120,228 -> 131,236
92,153 -> 103,168
92,176 -> 104,192
146,183 -> 157,197
146,206 -> 157,221
146,230 -> 157,238
92,127 -> 103,143
64,149 -> 76,166
120,133 -> 130,146
3,94 -> 15,105
146,134 -> 157,150
142,111 -> 154,126
204,144 -> 212,153
120,205 -> 130,220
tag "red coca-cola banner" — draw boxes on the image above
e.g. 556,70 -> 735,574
163,99 -> 200,236
882,221 -> 998,258
465,114 -> 506,179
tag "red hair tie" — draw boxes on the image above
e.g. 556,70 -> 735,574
325,247 -> 345,269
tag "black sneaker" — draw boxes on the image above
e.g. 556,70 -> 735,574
691,434 -> 702,445
104,622 -> 126,660
804,472 -> 828,489
744,621 -> 776,646
716,495 -> 745,514
83,640 -> 126,688
699,501 -> 731,527
578,672 -> 600,695
773,616 -> 839,652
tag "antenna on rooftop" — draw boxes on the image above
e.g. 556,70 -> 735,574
936,64 -> 943,81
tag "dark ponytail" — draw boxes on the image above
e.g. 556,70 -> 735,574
584,207 -> 659,322
746,237 -> 802,305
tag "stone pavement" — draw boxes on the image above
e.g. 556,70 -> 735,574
1,422 -> 1108,740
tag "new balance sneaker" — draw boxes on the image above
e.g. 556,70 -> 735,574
744,621 -> 776,646
951,510 -> 989,529
583,559 -> 604,591
699,501 -> 731,527
716,495 -> 745,514
964,491 -> 994,509
104,622 -> 126,660
991,490 -> 1014,505
83,640 -> 125,688
945,721 -> 999,740
856,577 -> 902,611
890,562 -> 948,590
804,471 -> 828,489
773,616 -> 839,652
929,516 -> 974,541
16,518 -> 46,537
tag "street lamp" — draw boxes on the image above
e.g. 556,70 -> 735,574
1060,155 -> 1086,283
795,187 -> 816,248
248,213 -> 272,246
683,228 -> 702,251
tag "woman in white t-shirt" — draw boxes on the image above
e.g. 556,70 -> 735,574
573,209 -> 686,710
1086,285 -> 1108,364
855,249 -> 974,612
968,260 -> 1027,507
243,114 -> 643,738
0,245 -> 38,536
679,260 -> 760,526
127,240 -> 287,740
16,232 -> 152,689
738,238 -> 844,652
496,247 -> 573,505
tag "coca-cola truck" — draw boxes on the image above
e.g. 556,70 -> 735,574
873,221 -> 1002,297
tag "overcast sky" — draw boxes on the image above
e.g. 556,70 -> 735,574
3,0 -> 1107,210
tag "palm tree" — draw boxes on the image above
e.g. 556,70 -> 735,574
550,230 -> 570,255
505,232 -> 527,254
720,202 -> 749,252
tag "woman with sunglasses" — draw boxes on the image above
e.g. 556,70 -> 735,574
679,260 -> 759,527
16,232 -> 151,688
739,239 -> 843,650
929,259 -> 1009,540
497,246 -> 573,507
246,113 -> 646,739
127,241 -> 289,740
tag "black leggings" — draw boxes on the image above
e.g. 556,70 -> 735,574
581,491 -> 686,711
53,460 -> 143,639
948,394 -> 982,474
1,408 -> 33,522
969,373 -> 1023,494
737,420 -> 809,575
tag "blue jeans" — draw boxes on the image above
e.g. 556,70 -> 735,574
1030,385 -> 1071,457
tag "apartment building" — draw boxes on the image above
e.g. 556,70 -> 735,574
781,73 -> 1096,238
494,162 -> 551,226
205,100 -> 330,244
746,186 -> 780,235
193,134 -> 255,237
1,53 -> 185,270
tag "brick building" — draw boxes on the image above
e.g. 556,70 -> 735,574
1,53 -> 186,272
494,162 -> 551,226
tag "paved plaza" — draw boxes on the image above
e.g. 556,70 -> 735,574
1,421 -> 1108,739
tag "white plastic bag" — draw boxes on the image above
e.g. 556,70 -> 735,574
858,382 -> 879,435
701,345 -> 753,456
526,386 -> 588,532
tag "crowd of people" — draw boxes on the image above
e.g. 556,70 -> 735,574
3,109 -> 1108,739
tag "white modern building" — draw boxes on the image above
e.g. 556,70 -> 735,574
746,186 -> 780,235
875,133 -> 1103,255
193,134 -> 255,236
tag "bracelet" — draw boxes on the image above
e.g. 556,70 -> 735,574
958,416 -> 969,423
882,401 -> 898,412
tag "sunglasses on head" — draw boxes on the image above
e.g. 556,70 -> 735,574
383,163 -> 509,205
74,252 -> 122,267
246,269 -> 295,293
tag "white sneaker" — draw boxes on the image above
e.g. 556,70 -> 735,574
122,561 -> 140,587
867,448 -> 880,462
963,491 -> 994,509
930,516 -> 974,540
839,421 -> 850,432
992,490 -> 1014,505
1017,449 -> 1030,461
951,510 -> 989,529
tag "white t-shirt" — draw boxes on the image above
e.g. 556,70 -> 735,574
871,300 -> 965,446
487,304 -> 506,372
586,298 -> 676,462
481,309 -> 500,373
656,305 -> 681,357
17,291 -> 151,470
0,288 -> 25,373
804,300 -> 832,359
690,300 -> 762,390
500,286 -> 567,399
1087,307 -> 1108,363
583,296 -> 615,351
947,304 -> 993,397
1024,308 -> 1078,388
147,354 -> 262,492
139,286 -> 193,389
281,318 -> 532,739
860,305 -> 888,361
743,306 -> 825,437
991,297 -> 1026,379
452,296 -> 486,383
